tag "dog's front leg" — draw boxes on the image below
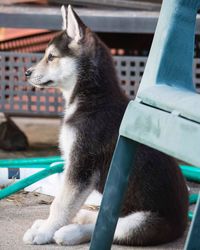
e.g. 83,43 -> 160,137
23,171 -> 94,245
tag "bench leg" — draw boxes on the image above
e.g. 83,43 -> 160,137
90,136 -> 139,250
185,191 -> 200,250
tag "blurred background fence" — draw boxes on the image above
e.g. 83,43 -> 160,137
0,0 -> 200,117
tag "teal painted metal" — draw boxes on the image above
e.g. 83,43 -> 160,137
0,162 -> 64,200
0,164 -> 54,169
137,85 -> 200,124
136,0 -> 200,124
138,0 -> 200,93
188,193 -> 198,222
180,166 -> 200,183
90,136 -> 139,250
0,156 -> 62,167
185,192 -> 200,249
189,194 -> 199,205
120,101 -> 200,167
188,211 -> 193,221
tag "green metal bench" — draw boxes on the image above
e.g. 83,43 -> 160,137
90,0 -> 200,249
0,156 -> 64,200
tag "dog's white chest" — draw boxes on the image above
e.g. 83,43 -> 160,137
59,124 -> 76,163
59,101 -> 77,163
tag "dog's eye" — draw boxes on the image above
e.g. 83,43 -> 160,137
48,53 -> 55,62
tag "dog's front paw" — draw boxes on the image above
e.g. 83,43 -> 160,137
54,224 -> 90,245
23,219 -> 54,245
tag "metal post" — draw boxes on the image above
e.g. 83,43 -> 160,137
90,136 -> 139,250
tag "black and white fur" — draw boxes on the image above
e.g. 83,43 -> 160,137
23,5 -> 189,246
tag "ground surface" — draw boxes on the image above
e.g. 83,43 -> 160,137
0,118 -> 198,250
0,191 -> 189,250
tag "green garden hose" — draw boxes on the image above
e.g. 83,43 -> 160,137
180,165 -> 200,183
188,211 -> 193,221
0,158 -> 199,207
189,194 -> 199,205
0,161 -> 64,200
0,156 -> 62,168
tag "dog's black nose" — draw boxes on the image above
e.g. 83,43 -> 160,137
25,69 -> 32,77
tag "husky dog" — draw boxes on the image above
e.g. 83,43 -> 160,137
23,5 -> 188,246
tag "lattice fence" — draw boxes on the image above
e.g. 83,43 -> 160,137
0,52 -> 199,116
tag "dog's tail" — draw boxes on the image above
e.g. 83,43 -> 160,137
113,211 -> 187,246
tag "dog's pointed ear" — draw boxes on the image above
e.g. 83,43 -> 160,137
61,5 -> 67,30
66,5 -> 85,42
